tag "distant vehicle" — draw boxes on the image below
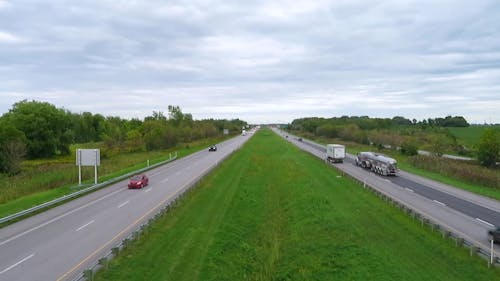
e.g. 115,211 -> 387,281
242,129 -> 247,136
128,174 -> 149,189
489,227 -> 500,243
355,152 -> 398,176
209,145 -> 217,152
326,144 -> 345,163
298,138 -> 303,142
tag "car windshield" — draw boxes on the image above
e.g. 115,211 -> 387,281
131,175 -> 142,181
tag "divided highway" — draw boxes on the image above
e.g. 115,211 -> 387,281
0,135 -> 251,281
275,129 -> 500,254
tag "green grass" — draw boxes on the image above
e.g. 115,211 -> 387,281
95,129 -> 500,281
448,125 -> 500,148
293,133 -> 500,200
0,136 -> 231,220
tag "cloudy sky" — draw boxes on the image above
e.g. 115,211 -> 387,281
1,0 -> 499,124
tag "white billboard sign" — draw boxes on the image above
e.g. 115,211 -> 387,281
76,149 -> 100,166
76,149 -> 100,185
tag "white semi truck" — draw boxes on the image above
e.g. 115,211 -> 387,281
326,144 -> 346,163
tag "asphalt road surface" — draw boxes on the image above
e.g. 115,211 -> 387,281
0,134 -> 252,281
275,128 -> 500,254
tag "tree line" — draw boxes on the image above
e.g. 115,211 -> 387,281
287,115 -> 499,168
0,100 -> 247,175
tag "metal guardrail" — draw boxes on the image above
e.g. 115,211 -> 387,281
277,130 -> 500,266
348,173 -> 499,266
71,143 -> 244,281
0,153 -> 178,225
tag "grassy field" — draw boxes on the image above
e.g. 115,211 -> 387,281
95,129 -> 499,281
0,136 -> 230,219
448,125 -> 500,148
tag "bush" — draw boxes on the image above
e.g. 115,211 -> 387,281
408,155 -> 499,189
401,140 -> 418,156
477,128 -> 500,168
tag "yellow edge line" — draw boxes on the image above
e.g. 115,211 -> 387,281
57,164 -> 213,281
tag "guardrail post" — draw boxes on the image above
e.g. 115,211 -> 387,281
83,269 -> 93,281
99,257 -> 109,269
490,240 -> 495,267
111,247 -> 119,255
470,245 -> 479,256
122,238 -> 130,249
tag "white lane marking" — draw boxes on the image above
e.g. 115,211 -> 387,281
55,155 -> 223,281
118,201 -> 129,208
161,178 -> 169,183
0,253 -> 35,274
384,179 -> 391,182
433,200 -> 446,207
0,188 -> 124,247
144,188 -> 152,193
405,188 -> 414,193
476,218 -> 495,228
76,220 -> 95,232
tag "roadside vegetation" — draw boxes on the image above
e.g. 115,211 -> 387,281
294,133 -> 500,200
0,136 -> 231,219
0,99 -> 247,218
95,129 -> 499,281
286,116 -> 499,196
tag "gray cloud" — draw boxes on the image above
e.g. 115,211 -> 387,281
0,0 -> 499,124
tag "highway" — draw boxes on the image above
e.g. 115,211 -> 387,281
275,129 -> 500,254
0,134 -> 251,281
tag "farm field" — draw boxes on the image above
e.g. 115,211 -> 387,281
95,129 -> 499,281
448,125 -> 500,148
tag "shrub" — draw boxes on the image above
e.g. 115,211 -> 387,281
408,155 -> 499,189
401,140 -> 418,156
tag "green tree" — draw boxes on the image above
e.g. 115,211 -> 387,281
315,124 -> 340,138
0,120 -> 27,174
3,100 -> 72,158
168,105 -> 184,127
400,139 -> 419,156
477,128 -> 500,168
101,116 -> 128,153
125,129 -> 145,152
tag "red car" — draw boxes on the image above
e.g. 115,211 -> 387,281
128,174 -> 149,189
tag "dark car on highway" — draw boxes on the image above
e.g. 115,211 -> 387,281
209,145 -> 217,152
489,227 -> 500,243
128,174 -> 149,189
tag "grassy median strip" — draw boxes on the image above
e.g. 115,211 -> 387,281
95,129 -> 500,281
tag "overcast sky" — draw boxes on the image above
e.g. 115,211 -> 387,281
1,0 -> 499,124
